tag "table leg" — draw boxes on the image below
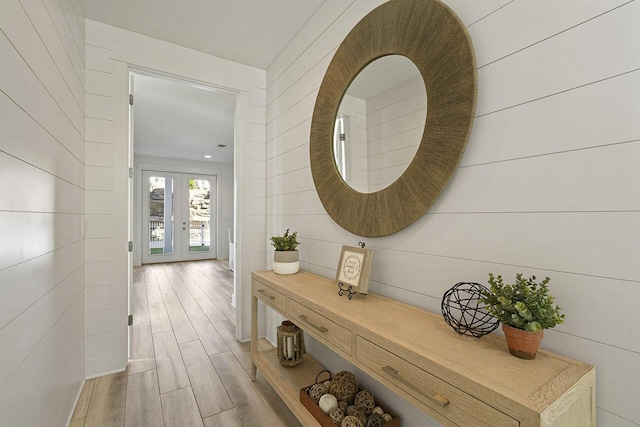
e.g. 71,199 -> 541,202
250,290 -> 258,381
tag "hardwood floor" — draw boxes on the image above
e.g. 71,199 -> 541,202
71,260 -> 300,427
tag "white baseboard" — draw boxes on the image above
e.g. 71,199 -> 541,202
65,378 -> 86,426
85,366 -> 127,380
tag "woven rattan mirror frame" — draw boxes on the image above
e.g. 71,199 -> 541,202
310,0 -> 477,237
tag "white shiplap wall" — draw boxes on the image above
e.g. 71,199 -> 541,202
84,20 -> 267,377
84,19 -> 119,377
266,0 -> 640,426
0,0 -> 86,425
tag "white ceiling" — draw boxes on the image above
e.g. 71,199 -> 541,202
83,0 -> 327,70
133,74 -> 236,164
84,0 -> 328,164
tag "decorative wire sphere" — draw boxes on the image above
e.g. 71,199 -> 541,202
441,282 -> 499,337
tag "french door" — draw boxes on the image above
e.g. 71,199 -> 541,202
142,171 -> 217,264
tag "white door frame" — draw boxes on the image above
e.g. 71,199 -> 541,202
128,68 -> 240,347
118,57 -> 257,366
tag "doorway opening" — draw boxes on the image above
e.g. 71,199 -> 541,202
128,70 -> 237,357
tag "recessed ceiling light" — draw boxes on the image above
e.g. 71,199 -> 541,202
217,144 -> 227,148
204,155 -> 212,159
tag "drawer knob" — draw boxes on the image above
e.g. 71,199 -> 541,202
298,314 -> 328,333
257,289 -> 275,300
382,365 -> 450,408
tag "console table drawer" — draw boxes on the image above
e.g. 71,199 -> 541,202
356,336 -> 518,427
252,279 -> 287,313
289,300 -> 352,356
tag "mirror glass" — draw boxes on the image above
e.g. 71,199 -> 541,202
333,55 -> 427,193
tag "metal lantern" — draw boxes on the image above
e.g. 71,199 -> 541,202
277,320 -> 305,367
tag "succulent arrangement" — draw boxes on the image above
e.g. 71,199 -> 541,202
481,273 -> 564,332
270,229 -> 300,251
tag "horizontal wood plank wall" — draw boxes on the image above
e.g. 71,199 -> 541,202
0,0 -> 86,425
265,0 -> 640,426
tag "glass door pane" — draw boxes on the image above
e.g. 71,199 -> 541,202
188,178 -> 210,253
148,175 -> 174,255
142,171 -> 182,264
182,174 -> 217,261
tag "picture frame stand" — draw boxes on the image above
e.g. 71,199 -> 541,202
337,282 -> 358,300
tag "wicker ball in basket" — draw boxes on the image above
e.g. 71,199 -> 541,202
308,383 -> 326,404
341,415 -> 363,427
329,371 -> 358,403
329,407 -> 345,425
354,390 -> 375,415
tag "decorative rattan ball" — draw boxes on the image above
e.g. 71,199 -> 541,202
330,407 -> 345,425
308,383 -> 326,404
382,413 -> 392,422
372,406 -> 384,416
366,413 -> 386,427
351,408 -> 367,425
354,390 -> 375,415
323,380 -> 333,390
346,405 -> 358,416
341,415 -> 363,427
441,282 -> 500,337
330,371 -> 359,403
338,400 -> 348,412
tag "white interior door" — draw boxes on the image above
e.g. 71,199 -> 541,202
142,171 -> 217,264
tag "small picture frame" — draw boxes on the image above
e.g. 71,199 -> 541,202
335,245 -> 374,295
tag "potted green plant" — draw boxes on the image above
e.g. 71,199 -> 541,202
270,229 -> 301,275
481,273 -> 565,359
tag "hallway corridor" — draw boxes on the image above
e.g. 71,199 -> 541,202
70,261 -> 298,427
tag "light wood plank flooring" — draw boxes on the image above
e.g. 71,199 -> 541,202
71,260 -> 300,427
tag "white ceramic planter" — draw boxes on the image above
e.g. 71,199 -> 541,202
273,250 -> 299,274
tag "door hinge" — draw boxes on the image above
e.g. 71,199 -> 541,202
129,167 -> 133,178
129,94 -> 134,105
128,315 -> 133,326
128,241 -> 133,252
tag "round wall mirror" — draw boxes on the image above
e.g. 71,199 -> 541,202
334,55 -> 426,193
310,0 -> 477,237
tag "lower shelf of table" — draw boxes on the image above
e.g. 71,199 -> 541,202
253,338 -> 323,426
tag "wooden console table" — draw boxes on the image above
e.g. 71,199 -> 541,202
250,270 -> 595,426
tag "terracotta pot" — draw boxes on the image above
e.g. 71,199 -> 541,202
273,250 -> 299,274
502,324 -> 544,360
